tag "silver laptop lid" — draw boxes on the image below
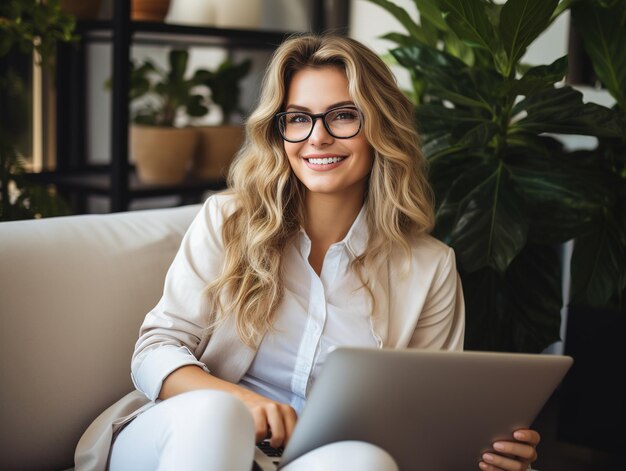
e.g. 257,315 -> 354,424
280,348 -> 572,470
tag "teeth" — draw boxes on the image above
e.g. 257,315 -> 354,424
308,156 -> 345,165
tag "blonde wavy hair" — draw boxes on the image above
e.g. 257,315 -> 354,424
206,34 -> 434,347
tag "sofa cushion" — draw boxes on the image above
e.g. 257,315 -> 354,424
0,205 -> 200,471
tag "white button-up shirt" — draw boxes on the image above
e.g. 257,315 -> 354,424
238,209 -> 378,413
131,194 -> 465,404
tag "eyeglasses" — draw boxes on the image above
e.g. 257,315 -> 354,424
275,106 -> 364,143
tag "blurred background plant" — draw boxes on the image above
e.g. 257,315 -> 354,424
201,58 -> 251,124
568,0 -> 626,311
367,0 -> 625,352
1,0 -> 75,221
128,49 -> 212,127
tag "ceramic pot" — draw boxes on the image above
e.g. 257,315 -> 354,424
166,0 -> 215,26
131,125 -> 198,184
213,0 -> 261,29
194,125 -> 244,179
60,0 -> 103,19
131,0 -> 171,22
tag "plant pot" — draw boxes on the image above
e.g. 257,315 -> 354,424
166,0 -> 215,26
131,125 -> 198,184
60,0 -> 103,19
194,125 -> 244,180
131,0 -> 171,22
213,0 -> 261,29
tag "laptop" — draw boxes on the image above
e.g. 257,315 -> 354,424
253,347 -> 573,470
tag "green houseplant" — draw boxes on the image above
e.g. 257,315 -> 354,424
194,58 -> 252,180
127,48 -> 212,184
367,0 -> 624,352
568,0 -> 626,311
551,2 -> 626,455
0,0 -> 75,221
127,51 -> 252,183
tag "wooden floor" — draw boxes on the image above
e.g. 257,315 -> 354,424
531,392 -> 623,470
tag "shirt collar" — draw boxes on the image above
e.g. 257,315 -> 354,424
343,204 -> 368,259
297,205 -> 369,260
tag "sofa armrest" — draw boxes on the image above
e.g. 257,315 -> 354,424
0,204 -> 200,470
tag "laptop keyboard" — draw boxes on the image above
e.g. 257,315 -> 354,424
257,439 -> 284,457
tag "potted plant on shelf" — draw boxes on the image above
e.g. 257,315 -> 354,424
1,0 -> 75,221
131,0 -> 171,22
128,48 -> 211,184
194,57 -> 251,180
366,0 -> 624,353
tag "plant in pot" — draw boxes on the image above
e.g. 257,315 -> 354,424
1,0 -> 75,221
554,0 -> 625,458
194,57 -> 251,180
366,0 -> 623,352
128,48 -> 211,184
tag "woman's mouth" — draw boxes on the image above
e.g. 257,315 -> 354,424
306,156 -> 345,165
303,154 -> 347,170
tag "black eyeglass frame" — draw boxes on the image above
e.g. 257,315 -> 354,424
275,106 -> 364,143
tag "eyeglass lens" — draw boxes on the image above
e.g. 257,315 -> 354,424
279,108 -> 362,142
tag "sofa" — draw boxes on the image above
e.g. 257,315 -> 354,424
0,204 -> 201,470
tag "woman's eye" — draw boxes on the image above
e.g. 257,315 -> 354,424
287,114 -> 310,124
331,110 -> 358,121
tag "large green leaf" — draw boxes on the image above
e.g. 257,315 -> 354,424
506,148 -> 608,243
499,0 -> 559,76
439,0 -> 498,55
431,153 -> 484,242
416,103 -> 486,136
450,163 -> 529,273
456,121 -> 499,148
571,208 -> 626,307
513,86 -> 623,137
571,0 -> 626,109
392,42 -> 468,76
168,49 -> 188,83
551,0 -> 574,23
392,44 -> 492,110
367,0 -> 427,43
462,244 -> 562,352
498,55 -> 568,97
414,0 -> 447,30
381,32 -> 420,48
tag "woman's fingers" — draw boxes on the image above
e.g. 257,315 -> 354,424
479,452 -> 529,471
266,403 -> 287,447
492,440 -> 537,461
513,429 -> 541,446
267,404 -> 298,447
250,406 -> 270,443
478,428 -> 540,470
250,402 -> 298,447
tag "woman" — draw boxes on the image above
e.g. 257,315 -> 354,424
78,34 -> 540,471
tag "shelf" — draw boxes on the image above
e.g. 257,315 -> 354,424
26,170 -> 227,198
76,20 -> 296,48
52,0 -> 339,213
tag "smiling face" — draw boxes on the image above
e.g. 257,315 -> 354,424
283,66 -> 374,202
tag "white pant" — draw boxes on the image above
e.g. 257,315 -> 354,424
109,390 -> 398,471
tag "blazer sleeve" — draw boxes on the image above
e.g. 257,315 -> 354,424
131,195 -> 230,400
408,246 -> 465,351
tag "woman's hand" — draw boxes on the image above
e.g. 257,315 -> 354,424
160,365 -> 297,448
478,429 -> 540,471
232,388 -> 298,448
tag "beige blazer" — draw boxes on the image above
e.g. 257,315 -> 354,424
75,196 -> 465,470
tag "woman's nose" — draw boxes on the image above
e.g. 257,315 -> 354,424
308,118 -> 333,146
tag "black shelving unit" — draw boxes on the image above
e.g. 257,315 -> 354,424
42,0 -> 331,214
